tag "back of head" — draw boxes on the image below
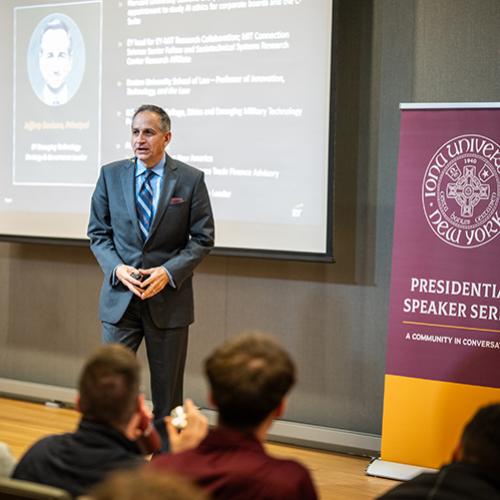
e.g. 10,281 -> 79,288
205,332 -> 296,429
89,469 -> 208,500
460,403 -> 500,471
78,344 -> 140,427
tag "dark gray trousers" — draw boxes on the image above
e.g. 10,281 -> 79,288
102,296 -> 189,451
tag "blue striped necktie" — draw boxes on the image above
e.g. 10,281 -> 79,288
137,170 -> 154,241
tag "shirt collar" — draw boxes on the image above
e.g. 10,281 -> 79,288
78,418 -> 142,453
135,155 -> 166,178
42,84 -> 69,106
200,426 -> 264,453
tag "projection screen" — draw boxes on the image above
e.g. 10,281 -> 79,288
0,0 -> 334,260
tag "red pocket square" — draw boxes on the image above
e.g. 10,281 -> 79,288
170,197 -> 185,205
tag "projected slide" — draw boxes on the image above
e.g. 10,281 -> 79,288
0,0 -> 333,257
15,4 -> 100,187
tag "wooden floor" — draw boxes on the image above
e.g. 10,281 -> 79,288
0,397 -> 398,499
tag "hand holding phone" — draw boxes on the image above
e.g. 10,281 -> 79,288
166,399 -> 208,454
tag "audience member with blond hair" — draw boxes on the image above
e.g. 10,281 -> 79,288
89,468 -> 208,500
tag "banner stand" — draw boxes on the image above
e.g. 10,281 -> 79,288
366,459 -> 435,481
372,102 -> 500,481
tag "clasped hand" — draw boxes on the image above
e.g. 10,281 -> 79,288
116,264 -> 169,300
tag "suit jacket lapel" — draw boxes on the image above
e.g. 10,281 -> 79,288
121,158 -> 143,242
147,154 -> 179,243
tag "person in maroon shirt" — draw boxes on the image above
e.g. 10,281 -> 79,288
151,332 -> 318,500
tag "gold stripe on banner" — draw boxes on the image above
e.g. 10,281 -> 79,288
380,374 -> 500,468
402,320 -> 500,335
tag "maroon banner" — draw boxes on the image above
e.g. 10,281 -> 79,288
386,106 -> 500,389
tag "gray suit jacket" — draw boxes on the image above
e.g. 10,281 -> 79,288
87,154 -> 214,328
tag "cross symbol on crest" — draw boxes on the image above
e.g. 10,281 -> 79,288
446,165 -> 490,217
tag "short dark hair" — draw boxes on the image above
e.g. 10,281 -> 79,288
90,469 -> 208,500
78,344 -> 140,426
205,332 -> 296,429
132,104 -> 171,132
460,403 -> 500,470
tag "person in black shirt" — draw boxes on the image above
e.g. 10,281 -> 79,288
378,403 -> 500,500
13,344 -> 161,497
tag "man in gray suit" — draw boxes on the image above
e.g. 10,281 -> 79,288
87,104 -> 214,449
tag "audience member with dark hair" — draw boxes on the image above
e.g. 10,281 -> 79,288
151,332 -> 318,500
89,468 -> 208,500
12,344 -> 161,497
378,403 -> 500,499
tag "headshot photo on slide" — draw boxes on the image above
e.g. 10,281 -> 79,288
27,13 -> 86,107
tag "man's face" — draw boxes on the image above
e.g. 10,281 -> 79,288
131,111 -> 171,167
39,28 -> 72,91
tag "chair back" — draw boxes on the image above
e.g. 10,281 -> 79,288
0,478 -> 71,499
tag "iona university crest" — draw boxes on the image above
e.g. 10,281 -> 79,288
422,134 -> 500,248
